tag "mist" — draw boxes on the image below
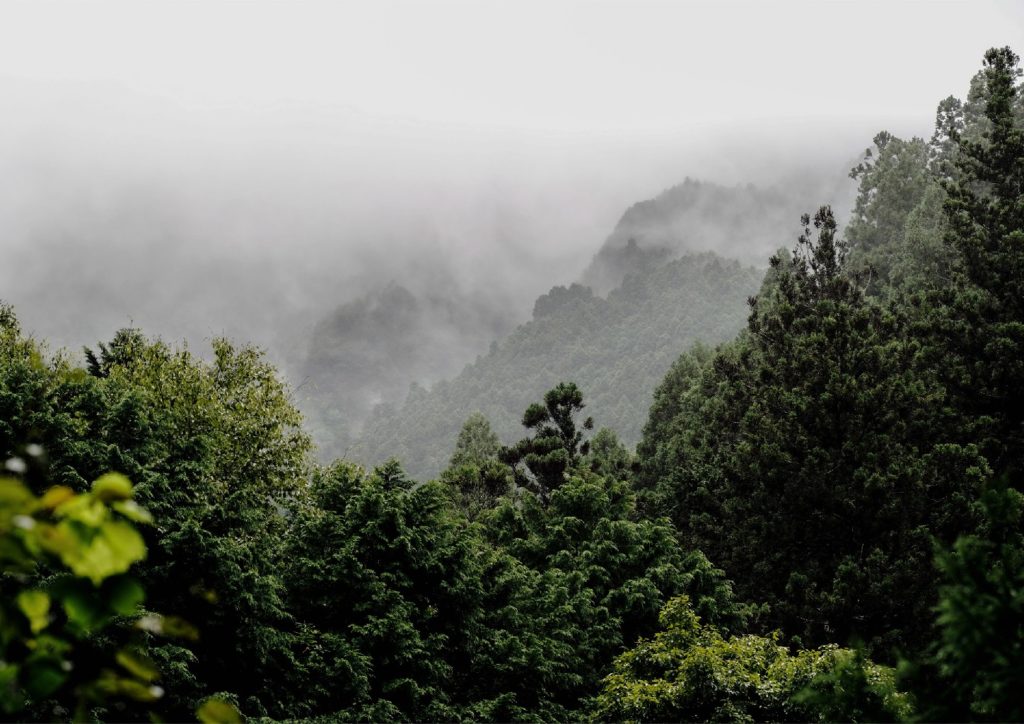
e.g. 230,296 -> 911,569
2,79 -> 869,365
2,0 -> 1021,450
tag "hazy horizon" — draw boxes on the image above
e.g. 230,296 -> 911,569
2,0 -> 1021,371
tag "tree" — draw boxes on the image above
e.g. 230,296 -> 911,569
499,382 -> 593,503
1,315 -> 313,717
79,334 -> 312,717
592,595 -> 912,723
440,413 -> 511,520
639,208 -> 984,653
929,46 -> 1024,476
448,412 -> 501,468
847,132 -> 932,292
282,459 -> 586,721
582,427 -> 635,480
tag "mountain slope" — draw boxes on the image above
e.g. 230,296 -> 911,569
580,178 -> 809,294
353,252 -> 762,479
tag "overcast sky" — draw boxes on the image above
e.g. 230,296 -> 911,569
1,0 -> 1022,357
2,0 -> 1021,133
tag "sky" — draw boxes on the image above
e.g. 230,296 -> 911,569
0,0 -> 1021,362
2,0 -> 1020,133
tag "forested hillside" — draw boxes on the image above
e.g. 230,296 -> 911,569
353,252 -> 762,479
580,178 -> 810,294
1,45 -> 1023,724
298,283 -> 515,461
313,177 -> 844,477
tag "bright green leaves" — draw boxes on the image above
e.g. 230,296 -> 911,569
0,469 -> 154,716
50,518 -> 146,586
16,590 -> 51,634
116,648 -> 161,683
1,472 -> 148,588
197,697 -> 243,723
13,475 -> 149,585
593,595 -> 913,723
92,472 -> 133,501
112,499 -> 154,524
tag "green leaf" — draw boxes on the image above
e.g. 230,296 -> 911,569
112,500 -> 153,524
54,495 -> 107,526
95,672 -> 164,702
61,586 -> 108,631
91,473 -> 133,502
197,697 -> 242,724
107,576 -> 145,615
16,589 -> 50,634
135,614 -> 200,641
22,661 -> 67,699
59,520 -> 146,585
0,663 -> 23,715
0,476 -> 34,514
116,648 -> 161,682
38,486 -> 75,510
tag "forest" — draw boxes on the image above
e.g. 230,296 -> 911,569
1,44 -> 1023,723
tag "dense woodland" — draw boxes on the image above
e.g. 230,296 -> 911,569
1,47 -> 1023,722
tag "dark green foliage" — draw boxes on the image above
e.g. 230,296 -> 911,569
476,385 -> 753,712
905,479 -> 1024,722
636,343 -> 713,464
438,459 -> 512,522
449,411 -> 501,468
282,460 -> 482,720
847,131 -> 933,291
482,469 -> 749,712
583,427 -> 635,480
283,455 -> 672,721
439,413 -> 511,520
639,207 -> 986,653
0,313 -> 312,718
499,382 -> 593,502
929,47 -> 1024,475
80,334 -> 311,718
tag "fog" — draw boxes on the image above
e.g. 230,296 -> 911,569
0,80 -> 867,367
1,0 -> 1021,438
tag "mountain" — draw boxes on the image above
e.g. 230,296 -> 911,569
580,178 -> 810,295
298,283 -> 515,460
316,176 -> 851,478
352,252 -> 762,479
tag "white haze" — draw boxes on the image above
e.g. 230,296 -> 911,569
0,0 -> 1021,379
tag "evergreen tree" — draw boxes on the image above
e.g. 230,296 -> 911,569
440,413 -> 511,520
499,382 -> 593,503
930,46 -> 1024,475
639,208 -> 985,653
449,412 -> 501,468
